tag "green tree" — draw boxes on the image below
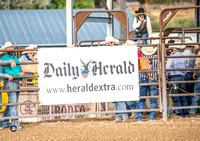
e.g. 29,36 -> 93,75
48,0 -> 66,9
73,0 -> 93,9
138,0 -> 171,4
47,0 -> 94,9
0,0 -> 49,9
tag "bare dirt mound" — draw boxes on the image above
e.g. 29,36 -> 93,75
0,113 -> 200,141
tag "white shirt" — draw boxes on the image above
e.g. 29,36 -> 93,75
132,15 -> 152,37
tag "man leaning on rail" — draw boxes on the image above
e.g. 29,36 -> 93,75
0,41 -> 25,131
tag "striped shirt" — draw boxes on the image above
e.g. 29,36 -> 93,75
140,55 -> 158,80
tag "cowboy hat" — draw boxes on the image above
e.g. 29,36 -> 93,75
185,40 -> 199,49
135,7 -> 145,14
168,45 -> 186,49
1,41 -> 14,49
141,47 -> 157,55
101,36 -> 119,45
21,44 -> 37,54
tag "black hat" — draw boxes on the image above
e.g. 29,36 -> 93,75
135,7 -> 145,14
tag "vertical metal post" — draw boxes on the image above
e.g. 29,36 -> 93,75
119,0 -> 127,40
157,44 -> 162,112
105,102 -> 108,113
106,0 -> 113,37
196,0 -> 200,42
161,43 -> 168,121
66,0 -> 74,47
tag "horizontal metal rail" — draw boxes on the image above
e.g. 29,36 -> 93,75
19,82 -> 38,84
0,61 -> 39,66
167,80 -> 200,84
20,92 -> 38,95
168,93 -> 200,97
0,88 -> 40,93
0,108 -> 161,120
139,70 -> 158,73
0,49 -> 38,52
79,36 -> 192,47
140,83 -> 158,86
0,102 -> 39,106
166,68 -> 199,71
166,55 -> 200,58
0,75 -> 39,79
169,106 -> 200,110
140,96 -> 159,99
166,43 -> 200,46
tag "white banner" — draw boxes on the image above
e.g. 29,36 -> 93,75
38,46 -> 139,105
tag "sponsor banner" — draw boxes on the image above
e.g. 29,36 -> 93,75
41,104 -> 87,120
38,46 -> 139,105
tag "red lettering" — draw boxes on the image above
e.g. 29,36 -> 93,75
68,105 -> 73,118
74,105 -> 79,118
54,106 -> 61,119
61,106 -> 67,118
80,105 -> 85,118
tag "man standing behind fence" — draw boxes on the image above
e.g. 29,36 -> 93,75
0,41 -> 25,131
182,43 -> 196,106
0,44 -> 16,111
135,46 -> 158,121
166,45 -> 189,118
132,7 -> 152,45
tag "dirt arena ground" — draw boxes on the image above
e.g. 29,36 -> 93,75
0,113 -> 200,141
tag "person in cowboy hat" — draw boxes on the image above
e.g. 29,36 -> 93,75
188,43 -> 200,115
135,46 -> 158,121
166,45 -> 189,118
101,36 -> 119,46
0,41 -> 25,131
19,44 -> 37,62
132,7 -> 152,45
182,41 -> 197,107
0,41 -> 17,115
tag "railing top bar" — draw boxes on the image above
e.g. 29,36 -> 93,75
139,70 -> 158,73
166,68 -> 200,71
0,88 -> 40,93
0,61 -> 39,66
1,108 -> 161,120
166,55 -> 200,58
0,75 -> 39,79
167,80 -> 200,84
0,49 -> 38,52
0,102 -> 39,106
166,43 -> 200,46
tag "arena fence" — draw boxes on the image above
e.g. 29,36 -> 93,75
1,6 -> 200,122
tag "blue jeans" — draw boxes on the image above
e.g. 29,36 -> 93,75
114,102 -> 128,121
168,75 -> 189,117
190,71 -> 200,114
0,80 -> 20,127
132,33 -> 148,45
184,73 -> 194,106
136,77 -> 157,121
126,101 -> 138,117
